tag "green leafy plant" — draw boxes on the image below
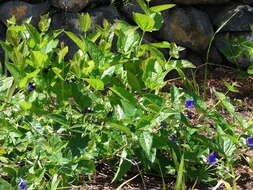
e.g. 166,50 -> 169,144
0,1 -> 252,189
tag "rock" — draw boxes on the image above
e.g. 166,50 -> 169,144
51,0 -> 88,12
50,0 -> 107,12
154,6 -> 214,53
0,1 -> 49,25
172,0 -> 230,4
211,4 -> 253,32
0,22 -> 6,62
208,46 -> 224,64
118,0 -> 144,22
88,6 -> 120,25
238,0 -> 253,4
215,32 -> 253,68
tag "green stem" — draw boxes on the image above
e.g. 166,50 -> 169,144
203,10 -> 240,100
158,159 -> 167,190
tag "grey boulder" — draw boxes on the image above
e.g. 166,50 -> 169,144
155,6 -> 214,53
0,1 -> 49,25
172,0 -> 230,4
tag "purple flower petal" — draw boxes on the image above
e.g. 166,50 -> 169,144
161,121 -> 166,128
207,153 -> 218,165
170,135 -> 177,142
27,83 -> 35,92
187,113 -> 193,119
246,137 -> 253,146
19,180 -> 27,190
185,100 -> 195,108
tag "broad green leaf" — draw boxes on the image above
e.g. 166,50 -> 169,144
48,114 -> 68,127
24,23 -> 41,43
42,39 -> 59,54
215,135 -> 236,157
241,41 -> 253,50
110,86 -> 138,106
84,39 -> 105,67
85,78 -> 104,91
106,122 -> 132,136
52,67 -> 64,80
121,100 -> 141,120
65,31 -> 86,53
39,13 -> 51,32
30,51 -> 48,68
223,81 -> 240,93
150,12 -> 164,31
19,101 -> 32,110
0,77 -> 13,92
117,27 -> 140,55
214,90 -> 235,114
19,69 -> 40,89
79,13 -> 91,33
8,25 -> 26,32
0,178 -> 12,189
133,13 -> 155,32
150,4 -> 176,12
50,174 -> 61,190
139,131 -> 156,163
247,64 -> 253,75
5,62 -> 23,81
127,71 -> 142,91
112,149 -> 132,182
166,60 -> 196,70
71,85 -> 92,108
58,46 -> 69,62
141,41 -> 171,49
142,58 -> 166,90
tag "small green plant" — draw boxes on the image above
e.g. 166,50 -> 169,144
219,25 -> 253,75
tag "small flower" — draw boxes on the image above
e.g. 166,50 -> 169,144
207,153 -> 218,165
187,113 -> 193,119
170,135 -> 177,142
106,111 -> 113,117
27,83 -> 35,91
81,107 -> 94,114
19,179 -> 27,190
185,99 -> 195,108
246,137 -> 253,146
161,121 -> 166,128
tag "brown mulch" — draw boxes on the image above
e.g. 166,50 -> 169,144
74,68 -> 253,190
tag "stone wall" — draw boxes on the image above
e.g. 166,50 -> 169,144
0,0 -> 252,67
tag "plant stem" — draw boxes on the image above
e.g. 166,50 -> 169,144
203,10 -> 240,100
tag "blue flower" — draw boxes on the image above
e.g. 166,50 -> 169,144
170,135 -> 177,142
81,107 -> 94,114
106,111 -> 113,117
161,121 -> 166,128
19,179 -> 27,190
27,83 -> 35,92
207,153 -> 218,165
246,137 -> 253,146
185,99 -> 195,108
187,113 -> 193,119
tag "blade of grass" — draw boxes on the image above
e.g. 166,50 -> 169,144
203,9 -> 240,100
